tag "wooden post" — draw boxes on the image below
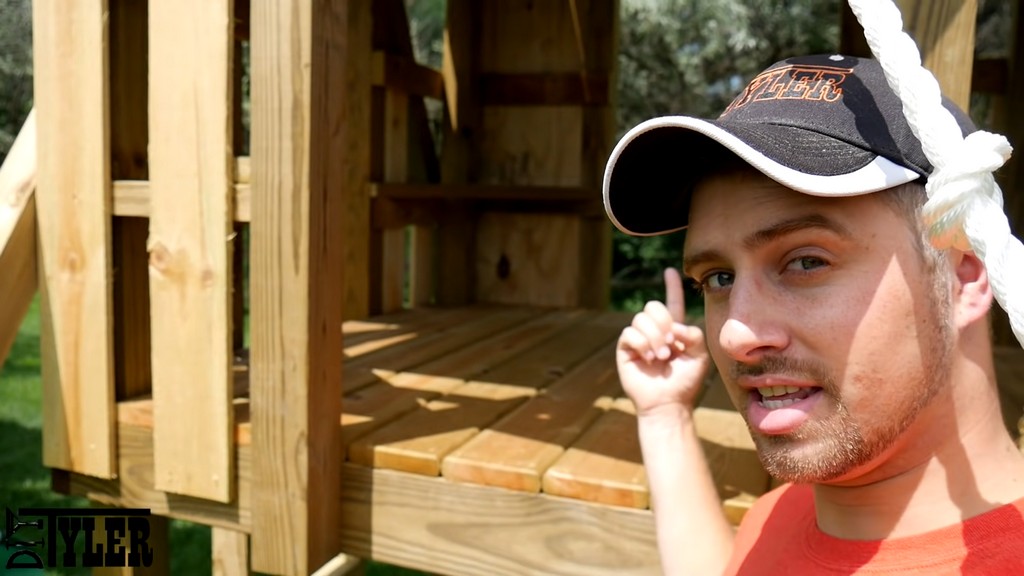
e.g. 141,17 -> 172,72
0,110 -> 37,370
212,526 -> 250,576
249,0 -> 367,572
993,0 -> 1024,347
33,0 -> 117,479
842,1 -> 977,110
437,0 -> 481,306
148,0 -> 235,503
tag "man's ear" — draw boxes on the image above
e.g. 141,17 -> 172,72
952,251 -> 993,329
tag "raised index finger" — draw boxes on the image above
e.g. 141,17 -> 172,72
664,267 -> 685,323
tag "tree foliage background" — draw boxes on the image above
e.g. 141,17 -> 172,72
0,0 -> 32,166
0,0 -> 1012,310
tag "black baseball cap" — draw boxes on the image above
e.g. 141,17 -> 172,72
603,54 -> 977,236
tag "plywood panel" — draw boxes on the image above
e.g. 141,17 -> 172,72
542,397 -> 648,509
0,110 -> 37,370
148,0 -> 234,503
33,0 -> 117,478
476,212 -> 580,306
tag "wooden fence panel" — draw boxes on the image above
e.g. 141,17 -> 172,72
148,0 -> 235,502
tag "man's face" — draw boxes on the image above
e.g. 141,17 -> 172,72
683,171 -> 955,483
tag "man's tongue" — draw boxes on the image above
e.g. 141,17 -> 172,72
748,387 -> 822,434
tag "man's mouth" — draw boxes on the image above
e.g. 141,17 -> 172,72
757,385 -> 820,409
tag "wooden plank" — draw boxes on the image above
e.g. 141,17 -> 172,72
371,51 -> 445,99
345,308 -> 585,462
348,310 -> 614,475
212,527 -> 249,576
381,88 -> 410,313
343,305 -> 490,359
57,412 -> 250,532
476,212 -> 581,307
33,0 -> 117,478
340,464 -> 661,576
343,306 -> 536,393
992,1 -> 1024,348
410,225 -> 434,306
577,0 -> 617,310
112,180 -> 251,221
249,0 -> 366,571
542,397 -> 648,509
693,407 -> 772,500
437,0 -> 481,306
341,309 -> 543,448
148,0 -> 234,503
441,341 -> 620,492
0,110 -> 37,370
110,0 -> 152,403
897,0 -> 978,111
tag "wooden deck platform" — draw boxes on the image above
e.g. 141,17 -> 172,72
55,305 -> 1024,575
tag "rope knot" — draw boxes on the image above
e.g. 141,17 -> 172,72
921,130 -> 1012,251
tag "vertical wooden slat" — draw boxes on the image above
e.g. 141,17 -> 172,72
212,526 -> 250,576
0,111 -> 37,370
148,0 -> 235,502
578,0 -> 618,310
993,0 -> 1024,347
110,0 -> 152,402
250,0 -> 365,571
33,0 -> 117,478
381,89 -> 410,313
437,0 -> 481,306
897,0 -> 978,111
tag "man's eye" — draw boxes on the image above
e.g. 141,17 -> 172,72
701,271 -> 735,291
787,256 -> 828,271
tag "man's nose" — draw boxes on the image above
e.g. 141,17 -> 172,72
717,278 -> 789,363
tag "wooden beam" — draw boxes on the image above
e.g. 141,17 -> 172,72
339,464 -> 661,576
0,110 -> 37,370
249,0 -> 364,571
212,527 -> 250,576
33,0 -> 117,479
370,51 -> 444,99
148,0 -> 235,503
897,0 -> 978,111
56,401 -> 250,532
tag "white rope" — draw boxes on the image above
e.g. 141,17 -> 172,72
848,0 -> 1024,349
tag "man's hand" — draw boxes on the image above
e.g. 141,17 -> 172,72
617,268 -> 711,416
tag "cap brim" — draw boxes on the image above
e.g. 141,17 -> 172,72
603,116 -> 922,236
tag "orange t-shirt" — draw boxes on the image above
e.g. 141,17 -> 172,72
724,483 -> 1024,575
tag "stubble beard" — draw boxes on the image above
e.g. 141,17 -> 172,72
740,305 -> 956,484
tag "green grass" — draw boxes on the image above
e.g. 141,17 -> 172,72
0,298 -> 429,575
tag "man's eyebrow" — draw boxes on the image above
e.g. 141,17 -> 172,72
682,213 -> 853,277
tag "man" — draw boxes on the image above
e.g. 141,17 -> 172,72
604,54 -> 1024,574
